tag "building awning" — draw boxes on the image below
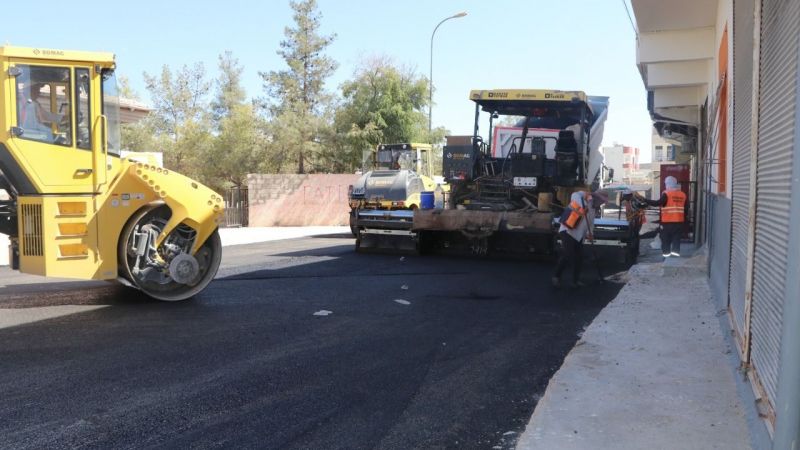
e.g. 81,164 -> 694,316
651,111 -> 698,140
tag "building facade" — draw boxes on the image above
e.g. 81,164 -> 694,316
651,143 -> 674,162
633,0 -> 800,447
652,129 -> 680,162
601,144 -> 640,183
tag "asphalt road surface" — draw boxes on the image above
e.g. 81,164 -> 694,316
0,234 -> 628,449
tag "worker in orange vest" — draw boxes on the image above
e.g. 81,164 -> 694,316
553,191 -> 595,288
646,176 -> 688,257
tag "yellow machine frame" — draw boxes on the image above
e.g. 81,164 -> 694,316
468,89 -> 588,103
0,46 -> 223,299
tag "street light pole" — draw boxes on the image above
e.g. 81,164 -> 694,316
429,11 -> 467,141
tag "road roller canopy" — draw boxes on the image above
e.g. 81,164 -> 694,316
469,89 -> 610,132
375,143 -> 433,174
0,46 -> 115,67
470,89 -> 592,124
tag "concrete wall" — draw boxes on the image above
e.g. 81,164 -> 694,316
247,174 -> 360,227
647,60 -> 712,87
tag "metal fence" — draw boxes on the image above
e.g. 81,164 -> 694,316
222,187 -> 249,228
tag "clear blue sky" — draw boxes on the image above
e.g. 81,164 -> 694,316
3,0 -> 653,160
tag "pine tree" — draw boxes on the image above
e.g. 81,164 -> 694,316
260,0 -> 337,173
211,51 -> 247,125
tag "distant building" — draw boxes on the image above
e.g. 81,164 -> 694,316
652,129 -> 680,162
601,144 -> 640,183
119,97 -> 152,124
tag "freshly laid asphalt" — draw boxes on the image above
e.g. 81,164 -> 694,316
0,234 -> 628,449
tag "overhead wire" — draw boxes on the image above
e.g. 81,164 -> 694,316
621,0 -> 638,35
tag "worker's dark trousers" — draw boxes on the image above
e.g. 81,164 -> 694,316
661,222 -> 683,256
554,231 -> 583,282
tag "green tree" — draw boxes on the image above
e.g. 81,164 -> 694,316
120,117 -> 158,153
336,57 -> 429,143
198,52 -> 271,190
332,56 -> 437,170
260,0 -> 337,174
118,74 -> 155,153
199,104 -> 267,190
142,63 -> 212,176
118,75 -> 138,100
211,51 -> 247,124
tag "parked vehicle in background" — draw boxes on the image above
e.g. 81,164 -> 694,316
349,143 -> 443,252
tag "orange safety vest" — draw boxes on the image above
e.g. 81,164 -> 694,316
562,199 -> 586,229
662,190 -> 687,223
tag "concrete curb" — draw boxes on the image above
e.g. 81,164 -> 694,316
218,226 -> 349,247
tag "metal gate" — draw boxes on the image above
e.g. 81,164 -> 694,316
223,187 -> 249,228
729,0 -> 755,352
751,0 -> 800,414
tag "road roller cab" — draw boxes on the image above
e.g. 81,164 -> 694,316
0,46 -> 223,301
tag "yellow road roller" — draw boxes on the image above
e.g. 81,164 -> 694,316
0,46 -> 223,301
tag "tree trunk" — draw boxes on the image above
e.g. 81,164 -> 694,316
298,148 -> 305,174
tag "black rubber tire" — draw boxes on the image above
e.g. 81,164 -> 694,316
118,206 -> 222,301
349,210 -> 359,237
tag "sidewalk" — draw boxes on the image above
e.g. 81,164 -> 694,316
516,248 -> 755,450
217,226 -> 349,247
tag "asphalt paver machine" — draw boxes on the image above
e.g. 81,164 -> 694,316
412,89 -> 610,256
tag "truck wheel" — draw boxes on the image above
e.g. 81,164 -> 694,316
349,210 -> 359,237
119,205 -> 222,301
416,231 -> 432,255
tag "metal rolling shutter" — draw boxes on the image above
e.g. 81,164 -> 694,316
729,0 -> 754,346
752,0 -> 800,409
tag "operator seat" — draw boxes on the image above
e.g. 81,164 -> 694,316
555,130 -> 579,185
555,130 -> 578,153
